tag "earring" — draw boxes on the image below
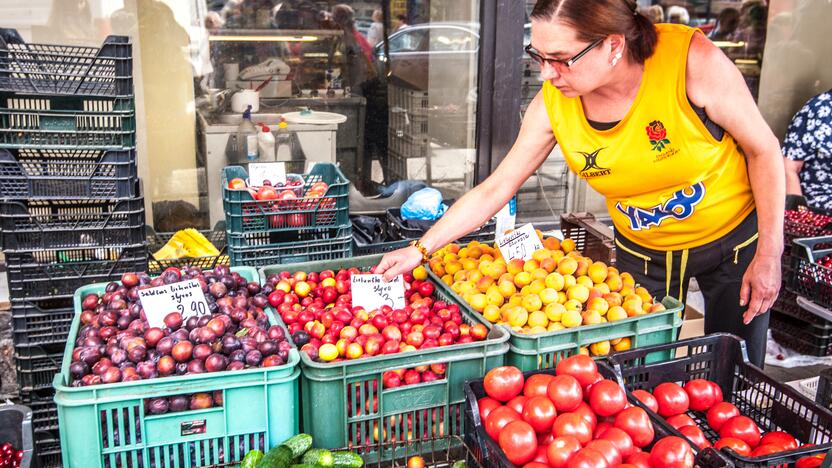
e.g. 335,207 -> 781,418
611,52 -> 622,66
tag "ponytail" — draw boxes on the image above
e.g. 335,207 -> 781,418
629,11 -> 658,64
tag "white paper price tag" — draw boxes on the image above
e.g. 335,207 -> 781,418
138,279 -> 210,329
248,162 -> 287,186
350,274 -> 406,311
497,223 -> 544,261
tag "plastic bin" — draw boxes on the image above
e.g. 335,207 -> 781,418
11,297 -> 74,347
353,238 -> 411,256
770,311 -> 832,356
146,227 -> 228,275
389,105 -> 428,140
386,207 -> 496,243
259,255 -> 510,461
0,29 -> 132,97
0,403 -> 35,468
388,132 -> 430,160
15,345 -> 63,392
18,390 -> 58,435
560,212 -> 616,265
0,148 -> 137,199
5,243 -> 147,299
0,94 -> 135,149
228,226 -> 352,268
387,84 -> 429,117
431,272 -> 683,371
0,195 -> 145,252
222,163 -> 349,235
818,368 -> 832,411
788,236 -> 832,309
607,333 -> 832,467
53,267 -> 301,468
33,430 -> 61,468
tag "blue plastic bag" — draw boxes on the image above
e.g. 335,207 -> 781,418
400,188 -> 447,221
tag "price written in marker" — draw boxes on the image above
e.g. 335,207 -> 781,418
497,223 -> 544,261
138,279 -> 211,328
351,274 -> 406,311
248,162 -> 287,186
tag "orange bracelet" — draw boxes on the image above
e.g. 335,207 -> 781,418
410,240 -> 430,263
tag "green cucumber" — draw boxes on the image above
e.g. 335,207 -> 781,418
258,434 -> 314,468
241,449 -> 264,468
290,464 -> 324,468
282,433 -> 314,458
302,449 -> 334,467
451,461 -> 467,468
332,451 -> 364,468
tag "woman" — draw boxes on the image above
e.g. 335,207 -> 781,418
376,0 -> 784,367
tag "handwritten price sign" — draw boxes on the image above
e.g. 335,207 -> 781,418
351,274 -> 406,311
497,223 -> 544,261
138,279 -> 211,328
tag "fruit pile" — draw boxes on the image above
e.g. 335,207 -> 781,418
228,176 -> 334,229
0,443 -> 23,468
265,268 -> 489,363
143,391 -> 224,415
477,359 -> 695,467
427,238 -> 665,349
241,433 -> 363,468
635,379 -> 826,465
69,267 -> 292,386
785,209 -> 832,237
382,363 -> 447,389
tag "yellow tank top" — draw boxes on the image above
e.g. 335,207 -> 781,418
543,24 -> 755,250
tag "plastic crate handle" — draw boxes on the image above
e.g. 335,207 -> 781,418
794,236 -> 832,262
796,296 -> 832,322
822,448 -> 832,468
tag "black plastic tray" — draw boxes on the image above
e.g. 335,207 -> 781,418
15,345 -> 63,392
386,207 -> 496,242
147,227 -> 228,275
0,403 -> 35,468
0,29 -> 132,97
606,333 -> 832,467
11,297 -> 74,347
18,389 -> 58,435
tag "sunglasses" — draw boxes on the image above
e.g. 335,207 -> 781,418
525,38 -> 605,69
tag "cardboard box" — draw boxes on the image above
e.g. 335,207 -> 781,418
678,304 -> 704,340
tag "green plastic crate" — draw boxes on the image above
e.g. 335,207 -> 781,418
53,267 -> 301,468
222,162 -> 349,235
430,271 -> 683,371
228,226 -> 353,267
259,255 -> 510,461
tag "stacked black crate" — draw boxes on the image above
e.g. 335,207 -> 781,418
0,30 -> 147,467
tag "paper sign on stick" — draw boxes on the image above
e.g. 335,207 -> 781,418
351,274 -> 406,311
497,223 -> 545,261
138,279 -> 210,328
249,162 -> 287,186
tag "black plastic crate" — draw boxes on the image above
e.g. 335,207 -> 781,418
462,363 -> 711,468
0,403 -> 35,468
11,297 -> 74,347
560,212 -> 616,265
18,389 -> 58,434
606,333 -> 832,467
0,93 -> 135,149
6,243 -> 147,299
147,227 -> 228,275
0,196 -> 145,252
353,238 -> 410,256
386,207 -> 496,243
0,148 -> 137,199
770,311 -> 832,357
0,29 -> 131,97
33,430 -> 62,468
818,368 -> 832,412
789,236 -> 832,309
227,227 -> 352,268
15,346 -> 63,392
771,290 -> 832,335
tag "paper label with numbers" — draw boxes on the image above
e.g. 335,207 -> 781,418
351,274 -> 406,311
248,162 -> 287,186
497,223 -> 544,261
138,279 -> 211,328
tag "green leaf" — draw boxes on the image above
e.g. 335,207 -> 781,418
236,328 -> 249,337
662,138 -> 670,144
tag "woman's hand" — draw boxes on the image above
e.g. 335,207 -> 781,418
375,246 -> 425,282
740,253 -> 781,324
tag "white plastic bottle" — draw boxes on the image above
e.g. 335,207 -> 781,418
257,123 -> 276,160
235,105 -> 258,162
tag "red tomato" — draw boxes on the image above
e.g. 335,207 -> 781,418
666,413 -> 697,430
524,373 -> 554,398
719,416 -> 761,448
653,382 -> 690,417
796,454 -> 827,468
547,375 -> 583,412
589,380 -> 628,417
614,406 -> 655,448
632,389 -> 659,413
714,437 -> 752,456
600,427 -> 636,458
709,381 -> 724,404
594,421 -> 614,439
569,448 -> 610,468
586,439 -> 622,466
537,432 -> 555,446
498,420 -> 538,465
227,178 -> 247,189
546,436 -> 582,468
553,413 -> 593,445
255,186 -> 278,200
751,443 -> 785,457
555,355 -> 599,387
477,397 -> 501,422
618,465 -> 639,468
485,406 -> 520,440
484,366 -> 524,402
583,372 -> 604,394
507,395 -> 528,414
707,402 -> 740,431
626,451 -> 653,468
684,379 -> 720,412
532,444 -> 549,463
679,424 -> 712,449
522,463 -> 548,468
650,436 -> 694,468
759,431 -> 798,451
522,396 -> 557,434
572,401 -> 598,430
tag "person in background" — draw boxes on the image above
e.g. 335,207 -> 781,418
783,91 -> 832,215
730,0 -> 768,59
367,9 -> 384,46
709,8 -> 740,41
667,5 -> 690,25
643,5 -> 664,24
394,14 -> 409,31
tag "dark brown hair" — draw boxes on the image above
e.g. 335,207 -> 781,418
530,0 -> 658,64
